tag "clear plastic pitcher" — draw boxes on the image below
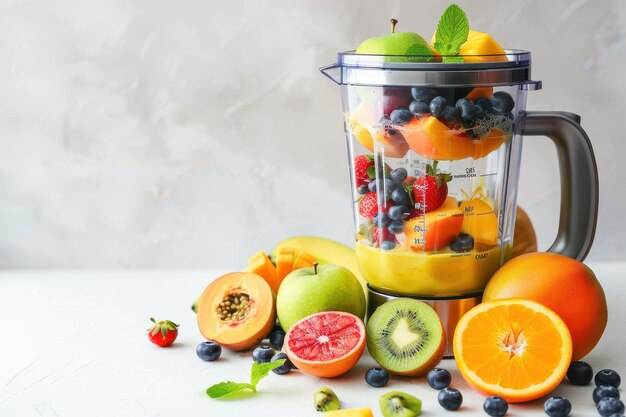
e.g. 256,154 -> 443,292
321,50 -> 598,355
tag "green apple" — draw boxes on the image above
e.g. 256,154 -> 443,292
356,19 -> 433,61
276,264 -> 366,332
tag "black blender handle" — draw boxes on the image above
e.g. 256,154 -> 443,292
520,111 -> 599,261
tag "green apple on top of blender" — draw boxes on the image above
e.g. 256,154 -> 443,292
356,19 -> 434,60
276,263 -> 366,331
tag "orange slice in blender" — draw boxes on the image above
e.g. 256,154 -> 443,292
454,299 -> 572,403
403,116 -> 506,160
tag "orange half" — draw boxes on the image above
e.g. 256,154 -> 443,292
453,299 -> 572,403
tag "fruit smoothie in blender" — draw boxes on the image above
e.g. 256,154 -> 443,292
322,8 -> 597,355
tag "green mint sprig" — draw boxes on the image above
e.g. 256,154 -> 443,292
433,4 -> 469,63
206,359 -> 286,399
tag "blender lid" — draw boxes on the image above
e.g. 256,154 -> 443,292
321,49 -> 541,89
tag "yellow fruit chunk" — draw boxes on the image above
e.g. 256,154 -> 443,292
460,198 -> 499,246
459,30 -> 507,62
275,247 -> 296,287
245,251 -> 280,293
293,250 -> 317,270
454,299 -> 572,402
405,197 -> 464,251
349,103 -> 376,152
325,408 -> 374,417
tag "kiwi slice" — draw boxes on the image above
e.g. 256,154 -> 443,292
366,298 -> 445,376
379,391 -> 422,417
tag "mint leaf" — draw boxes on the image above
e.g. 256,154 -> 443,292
405,44 -> 435,62
206,381 -> 256,399
433,4 -> 469,60
250,359 -> 286,387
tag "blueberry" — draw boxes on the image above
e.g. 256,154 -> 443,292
455,98 -> 477,120
429,96 -> 447,118
442,106 -> 460,124
388,219 -> 405,234
411,87 -> 437,103
252,345 -> 275,363
390,108 -> 412,125
475,98 -> 493,115
596,369 -> 621,388
196,341 -> 221,361
368,180 -> 379,193
483,396 -> 508,417
427,368 -> 451,390
391,188 -> 411,207
390,168 -> 408,183
594,385 -> 620,404
438,387 -> 462,411
374,212 -> 391,228
269,329 -> 285,349
544,397 -> 571,417
270,352 -> 293,375
380,240 -> 396,251
409,100 -> 430,116
357,184 -> 369,195
566,361 -> 593,385
365,367 -> 389,387
492,91 -> 515,114
598,398 -> 625,417
450,233 -> 474,252
388,205 -> 407,220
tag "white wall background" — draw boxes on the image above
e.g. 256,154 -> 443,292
0,0 -> 623,267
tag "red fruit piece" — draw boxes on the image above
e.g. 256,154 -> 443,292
383,88 -> 412,116
359,192 -> 391,220
354,155 -> 375,187
148,317 -> 179,347
374,227 -> 396,246
412,161 -> 451,213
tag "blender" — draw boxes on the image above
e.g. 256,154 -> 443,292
321,50 -> 598,356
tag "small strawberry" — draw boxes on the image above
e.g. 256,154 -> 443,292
359,192 -> 390,220
354,155 -> 375,187
147,317 -> 179,347
412,161 -> 452,214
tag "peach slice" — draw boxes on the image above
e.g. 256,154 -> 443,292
460,198 -> 499,246
405,197 -> 464,251
348,103 -> 376,152
275,247 -> 295,286
373,127 -> 410,158
245,251 -> 280,293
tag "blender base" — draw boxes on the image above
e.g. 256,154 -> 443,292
367,285 -> 482,359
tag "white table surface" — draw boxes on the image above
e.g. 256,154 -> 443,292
0,264 -> 624,417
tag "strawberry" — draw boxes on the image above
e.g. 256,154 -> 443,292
148,317 -> 179,347
359,192 -> 391,220
354,155 -> 375,187
373,227 -> 396,246
412,161 -> 452,214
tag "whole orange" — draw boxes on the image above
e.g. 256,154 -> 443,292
483,252 -> 607,361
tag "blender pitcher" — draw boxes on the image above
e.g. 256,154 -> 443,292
321,50 -> 598,356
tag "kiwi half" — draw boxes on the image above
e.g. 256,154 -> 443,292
379,391 -> 422,417
366,298 -> 445,376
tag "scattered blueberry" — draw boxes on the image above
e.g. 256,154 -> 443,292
429,96 -> 447,118
438,387 -> 463,411
596,369 -> 621,388
450,233 -> 474,252
442,106 -> 460,124
390,168 -> 408,183
391,188 -> 411,207
566,361 -> 593,385
368,180 -> 379,193
455,98 -> 477,120
196,341 -> 221,361
598,398 -> 625,417
357,184 -> 369,195
492,91 -> 515,114
269,329 -> 285,349
411,87 -> 437,103
475,98 -> 492,115
409,100 -> 430,116
252,345 -> 275,363
483,396 -> 508,417
388,219 -> 405,234
594,385 -> 620,404
388,205 -> 407,220
374,212 -> 391,228
460,118 -> 475,129
270,352 -> 293,375
544,397 -> 571,417
365,367 -> 389,387
390,108 -> 412,125
380,240 -> 396,251
427,368 -> 452,390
